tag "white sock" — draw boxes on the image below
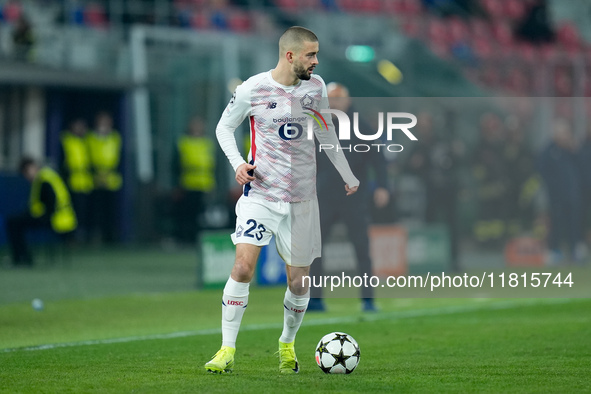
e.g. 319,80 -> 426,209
279,288 -> 310,344
221,277 -> 249,348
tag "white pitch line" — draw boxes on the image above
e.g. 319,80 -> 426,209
0,298 -> 575,354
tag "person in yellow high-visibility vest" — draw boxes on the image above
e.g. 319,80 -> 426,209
60,118 -> 92,242
5,158 -> 77,267
173,117 -> 216,243
86,112 -> 122,243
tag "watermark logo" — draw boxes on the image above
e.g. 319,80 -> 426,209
301,108 -> 418,152
304,109 -> 418,141
303,107 -> 328,132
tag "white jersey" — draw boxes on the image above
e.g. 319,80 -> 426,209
216,70 -> 359,202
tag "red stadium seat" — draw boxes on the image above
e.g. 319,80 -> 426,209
336,0 -> 358,12
504,0 -> 526,21
382,0 -> 405,14
448,17 -> 470,44
428,17 -> 449,44
470,19 -> 491,41
84,3 -> 108,28
481,0 -> 503,19
3,1 -> 22,22
191,11 -> 210,29
275,0 -> 299,12
401,0 -> 422,15
228,11 -> 251,32
359,0 -> 382,13
472,38 -> 493,59
515,42 -> 537,63
504,67 -> 530,95
492,21 -> 514,46
386,0 -> 421,15
557,23 -> 582,52
539,44 -> 559,61
401,18 -> 422,38
300,0 -> 323,10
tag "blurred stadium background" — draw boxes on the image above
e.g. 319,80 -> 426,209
1,1 -> 591,391
0,0 -> 590,289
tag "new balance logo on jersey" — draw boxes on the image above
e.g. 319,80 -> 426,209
266,102 -> 277,109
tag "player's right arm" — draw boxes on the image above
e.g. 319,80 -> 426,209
215,82 -> 255,185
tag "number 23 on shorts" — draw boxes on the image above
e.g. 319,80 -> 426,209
243,219 -> 266,241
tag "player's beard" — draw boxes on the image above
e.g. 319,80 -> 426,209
293,61 -> 311,81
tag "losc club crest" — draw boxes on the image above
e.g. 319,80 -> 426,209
236,225 -> 244,237
300,94 -> 314,108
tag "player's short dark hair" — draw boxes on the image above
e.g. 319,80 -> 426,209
279,26 -> 318,55
19,157 -> 36,173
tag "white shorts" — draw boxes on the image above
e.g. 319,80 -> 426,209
231,195 -> 321,267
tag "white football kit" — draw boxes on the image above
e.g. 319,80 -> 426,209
216,70 -> 359,266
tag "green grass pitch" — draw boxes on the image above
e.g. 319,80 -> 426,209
1,292 -> 590,392
1,249 -> 590,392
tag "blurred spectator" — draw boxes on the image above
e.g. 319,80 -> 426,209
86,112 -> 122,244
309,83 -> 390,312
515,0 -> 555,44
404,111 -> 462,270
12,15 -> 34,62
538,119 -> 585,264
3,0 -> 23,23
423,0 -> 484,17
502,116 -> 536,237
60,119 -> 93,243
173,117 -> 216,244
578,124 -> 591,247
5,158 -> 77,267
472,112 -> 508,248
84,2 -> 108,28
210,0 -> 229,29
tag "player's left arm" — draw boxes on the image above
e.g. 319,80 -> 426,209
314,79 -> 359,196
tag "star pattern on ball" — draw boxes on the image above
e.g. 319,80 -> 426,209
335,333 -> 349,346
318,341 -> 329,354
333,348 -> 352,369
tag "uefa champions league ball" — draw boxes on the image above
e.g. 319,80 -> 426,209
315,332 -> 360,374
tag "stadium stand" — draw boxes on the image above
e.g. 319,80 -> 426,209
263,0 -> 588,97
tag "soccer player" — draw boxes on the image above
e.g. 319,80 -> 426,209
204,26 -> 359,374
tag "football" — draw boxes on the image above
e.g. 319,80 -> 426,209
315,332 -> 360,374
